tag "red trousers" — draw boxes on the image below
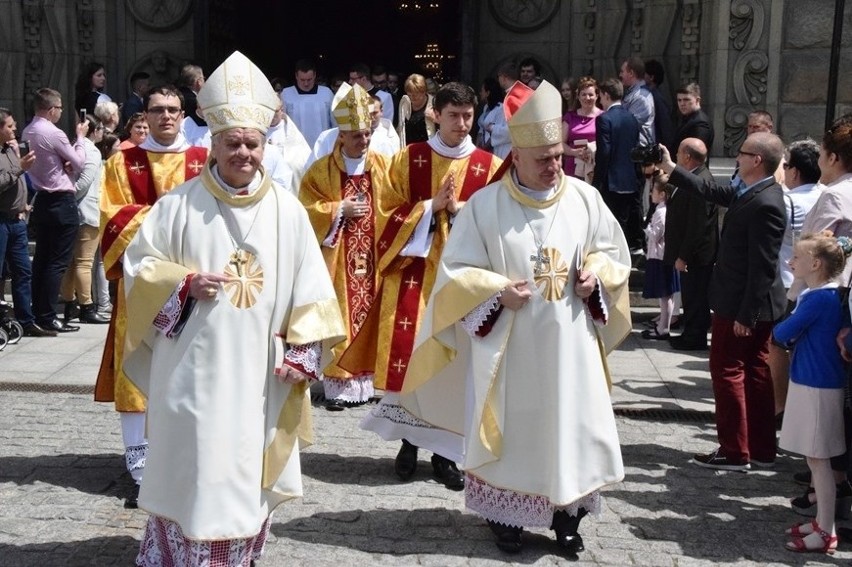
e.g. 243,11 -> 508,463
709,314 -> 776,463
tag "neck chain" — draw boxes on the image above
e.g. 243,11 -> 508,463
520,199 -> 560,276
215,197 -> 263,277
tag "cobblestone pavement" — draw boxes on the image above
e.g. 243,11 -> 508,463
0,315 -> 849,566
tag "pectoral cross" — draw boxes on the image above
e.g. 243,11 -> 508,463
530,248 -> 550,276
229,250 -> 248,278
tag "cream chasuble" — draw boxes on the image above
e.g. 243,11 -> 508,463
403,171 -> 631,516
122,165 -> 344,540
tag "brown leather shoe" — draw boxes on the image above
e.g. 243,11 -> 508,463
22,322 -> 58,337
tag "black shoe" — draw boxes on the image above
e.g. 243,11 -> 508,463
395,439 -> 418,480
552,508 -> 587,555
431,454 -> 464,490
124,484 -> 139,509
487,520 -> 523,553
793,469 -> 812,486
22,322 -> 57,337
641,328 -> 670,340
63,300 -> 80,323
324,398 -> 346,412
41,318 -> 79,333
79,303 -> 109,324
669,335 -> 707,351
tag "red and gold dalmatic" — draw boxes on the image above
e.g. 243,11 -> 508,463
339,141 -> 501,391
95,145 -> 208,411
300,149 -> 393,379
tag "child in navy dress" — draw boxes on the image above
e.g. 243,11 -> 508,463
774,232 -> 852,554
641,176 -> 680,340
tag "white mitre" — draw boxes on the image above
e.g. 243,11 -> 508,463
197,50 -> 279,136
505,79 -> 563,148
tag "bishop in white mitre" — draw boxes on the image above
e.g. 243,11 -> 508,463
402,80 -> 631,558
122,51 -> 345,567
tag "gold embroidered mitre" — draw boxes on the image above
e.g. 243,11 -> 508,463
505,80 -> 563,148
197,50 -> 279,135
332,83 -> 373,132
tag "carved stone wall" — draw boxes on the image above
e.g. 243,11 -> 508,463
0,0 -> 195,132
473,0 -> 849,156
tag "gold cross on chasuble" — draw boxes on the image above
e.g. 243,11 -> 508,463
223,250 -> 264,309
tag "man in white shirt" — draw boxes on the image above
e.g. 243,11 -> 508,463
281,59 -> 334,147
349,62 -> 394,123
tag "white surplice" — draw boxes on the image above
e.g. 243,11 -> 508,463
281,85 -> 334,147
122,166 -> 342,541
403,171 -> 631,527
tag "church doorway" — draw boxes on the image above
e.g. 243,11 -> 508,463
197,0 -> 463,87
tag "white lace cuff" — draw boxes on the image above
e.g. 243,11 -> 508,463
322,206 -> 345,248
276,339 -> 322,378
153,276 -> 192,338
461,291 -> 502,336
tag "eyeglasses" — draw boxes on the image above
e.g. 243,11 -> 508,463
52,106 -> 63,110
146,106 -> 182,116
782,163 -> 795,169
738,150 -> 759,158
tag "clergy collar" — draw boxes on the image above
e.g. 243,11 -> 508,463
202,162 -> 271,207
342,153 -> 366,175
427,132 -> 475,159
512,170 -> 558,201
296,85 -> 319,95
505,168 -> 566,209
139,132 -> 191,153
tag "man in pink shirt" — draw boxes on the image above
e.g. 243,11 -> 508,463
22,88 -> 89,333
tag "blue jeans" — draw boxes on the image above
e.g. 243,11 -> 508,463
0,217 -> 35,325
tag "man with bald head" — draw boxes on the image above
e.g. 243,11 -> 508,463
657,132 -> 787,471
665,138 -> 718,351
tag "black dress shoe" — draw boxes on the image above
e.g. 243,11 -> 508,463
324,398 -> 346,412
431,454 -> 464,490
668,335 -> 707,351
79,303 -> 109,324
487,520 -> 523,553
63,300 -> 80,323
552,508 -> 587,555
124,484 -> 139,509
395,439 -> 418,480
42,318 -> 79,333
22,322 -> 58,337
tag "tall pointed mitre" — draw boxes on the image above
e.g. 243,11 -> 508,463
504,79 -> 563,148
332,82 -> 373,131
197,51 -> 279,136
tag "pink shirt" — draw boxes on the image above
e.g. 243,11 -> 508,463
21,116 -> 86,193
562,108 -> 602,177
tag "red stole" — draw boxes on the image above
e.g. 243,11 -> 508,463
339,170 -> 376,340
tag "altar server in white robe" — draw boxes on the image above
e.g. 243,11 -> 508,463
266,102 -> 311,185
122,51 -> 345,567
403,80 -> 631,558
281,59 -> 334,147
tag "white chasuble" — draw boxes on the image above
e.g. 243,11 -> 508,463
122,169 -> 343,540
403,172 -> 631,510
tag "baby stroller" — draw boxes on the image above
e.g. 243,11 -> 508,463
0,302 -> 23,350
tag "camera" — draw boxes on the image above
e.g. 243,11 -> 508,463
629,144 -> 662,165
17,140 -> 30,156
79,109 -> 87,123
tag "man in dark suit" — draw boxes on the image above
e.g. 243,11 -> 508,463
674,82 -> 714,154
665,138 -> 718,350
120,72 -> 150,126
658,132 -> 787,471
593,78 -> 643,252
178,64 -> 206,127
644,59 -> 676,154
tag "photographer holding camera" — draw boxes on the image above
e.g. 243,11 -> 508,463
0,107 -> 53,337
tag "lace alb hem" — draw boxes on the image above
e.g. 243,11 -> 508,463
322,207 -> 345,248
125,443 -> 148,476
323,375 -> 374,402
367,401 -> 436,429
465,473 -> 601,528
136,514 -> 270,567
461,291 -> 501,336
